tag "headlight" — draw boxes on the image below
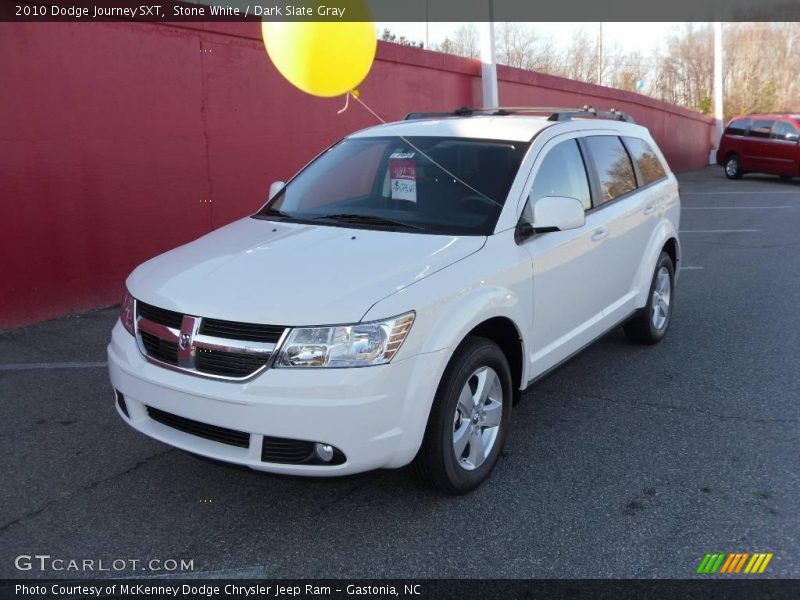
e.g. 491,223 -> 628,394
120,290 -> 136,336
275,312 -> 415,368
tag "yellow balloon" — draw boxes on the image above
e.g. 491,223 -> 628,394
262,21 -> 377,98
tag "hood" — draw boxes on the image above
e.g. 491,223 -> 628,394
127,218 -> 485,325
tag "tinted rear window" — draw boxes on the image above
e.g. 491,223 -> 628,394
584,136 -> 637,204
725,118 -> 751,136
623,137 -> 668,185
772,120 -> 799,140
748,119 -> 774,138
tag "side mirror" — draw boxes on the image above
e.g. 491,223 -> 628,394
531,196 -> 586,233
268,181 -> 286,201
786,133 -> 799,143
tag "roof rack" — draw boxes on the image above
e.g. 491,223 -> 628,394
404,105 -> 635,123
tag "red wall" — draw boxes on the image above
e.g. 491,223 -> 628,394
0,22 -> 714,329
497,66 -> 714,173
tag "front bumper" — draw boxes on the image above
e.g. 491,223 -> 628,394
107,321 -> 451,476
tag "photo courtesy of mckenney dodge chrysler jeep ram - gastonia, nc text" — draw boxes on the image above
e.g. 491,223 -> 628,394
108,106 -> 681,494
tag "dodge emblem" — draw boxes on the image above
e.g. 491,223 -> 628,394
179,331 -> 191,350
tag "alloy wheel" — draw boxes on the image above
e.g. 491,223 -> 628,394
452,366 -> 503,470
651,266 -> 671,330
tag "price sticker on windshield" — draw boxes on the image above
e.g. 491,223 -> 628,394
389,152 -> 417,203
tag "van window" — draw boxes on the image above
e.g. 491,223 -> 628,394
527,139 -> 592,213
623,137 -> 668,185
748,119 -> 774,139
771,120 -> 800,141
725,119 -> 751,136
584,136 -> 637,204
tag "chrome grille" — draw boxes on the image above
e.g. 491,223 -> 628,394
138,302 -> 183,329
199,318 -> 284,343
135,301 -> 287,381
140,330 -> 179,364
195,348 -> 269,378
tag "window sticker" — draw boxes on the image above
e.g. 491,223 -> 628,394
389,152 -> 417,202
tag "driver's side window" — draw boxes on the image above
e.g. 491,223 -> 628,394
521,139 -> 592,223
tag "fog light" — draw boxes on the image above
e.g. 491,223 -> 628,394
314,443 -> 334,462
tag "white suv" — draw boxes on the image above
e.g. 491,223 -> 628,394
108,107 -> 680,494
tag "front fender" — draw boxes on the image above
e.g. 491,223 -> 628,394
362,230 -> 533,386
361,267 -> 530,463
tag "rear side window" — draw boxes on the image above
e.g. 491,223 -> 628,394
726,118 -> 751,136
624,137 -> 668,185
528,139 -> 592,211
771,120 -> 800,140
748,119 -> 774,138
584,136 -> 637,204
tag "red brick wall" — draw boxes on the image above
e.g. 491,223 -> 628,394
0,22 -> 714,329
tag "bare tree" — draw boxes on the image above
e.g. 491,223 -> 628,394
495,23 -> 559,71
648,22 -> 800,119
432,22 -> 800,119
380,28 -> 424,49
722,22 -> 800,117
651,25 -> 714,111
560,28 -> 600,84
437,24 -> 479,59
595,36 -> 651,93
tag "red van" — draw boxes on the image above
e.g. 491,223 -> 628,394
717,114 -> 800,179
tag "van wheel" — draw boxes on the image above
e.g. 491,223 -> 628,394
414,337 -> 512,494
624,252 -> 675,345
724,154 -> 743,179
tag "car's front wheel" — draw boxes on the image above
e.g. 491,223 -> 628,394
414,336 -> 512,494
724,154 -> 743,179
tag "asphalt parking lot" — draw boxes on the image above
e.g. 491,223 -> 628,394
1,166 -> 798,579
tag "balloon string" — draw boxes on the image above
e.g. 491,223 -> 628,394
348,91 -> 501,208
336,92 -> 351,114
350,91 -> 387,124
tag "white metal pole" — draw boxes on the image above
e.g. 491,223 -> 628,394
479,1 -> 499,108
425,0 -> 429,49
711,22 -> 724,164
597,23 -> 603,86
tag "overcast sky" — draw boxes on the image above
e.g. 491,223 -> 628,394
376,22 -> 688,55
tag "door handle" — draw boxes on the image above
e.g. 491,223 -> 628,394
591,228 -> 609,242
643,205 -> 656,215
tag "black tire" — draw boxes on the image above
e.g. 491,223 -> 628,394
724,154 -> 743,179
414,336 -> 512,494
624,252 -> 675,345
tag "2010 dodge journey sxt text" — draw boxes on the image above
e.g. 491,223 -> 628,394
108,107 -> 681,494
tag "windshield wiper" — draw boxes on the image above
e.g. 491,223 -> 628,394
312,213 -> 423,230
258,207 -> 295,220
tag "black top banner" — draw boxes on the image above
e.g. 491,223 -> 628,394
3,0 -> 800,22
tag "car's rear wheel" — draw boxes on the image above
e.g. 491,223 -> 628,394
624,252 -> 675,345
414,336 -> 512,494
724,154 -> 743,179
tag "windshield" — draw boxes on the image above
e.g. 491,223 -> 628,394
254,136 -> 529,235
